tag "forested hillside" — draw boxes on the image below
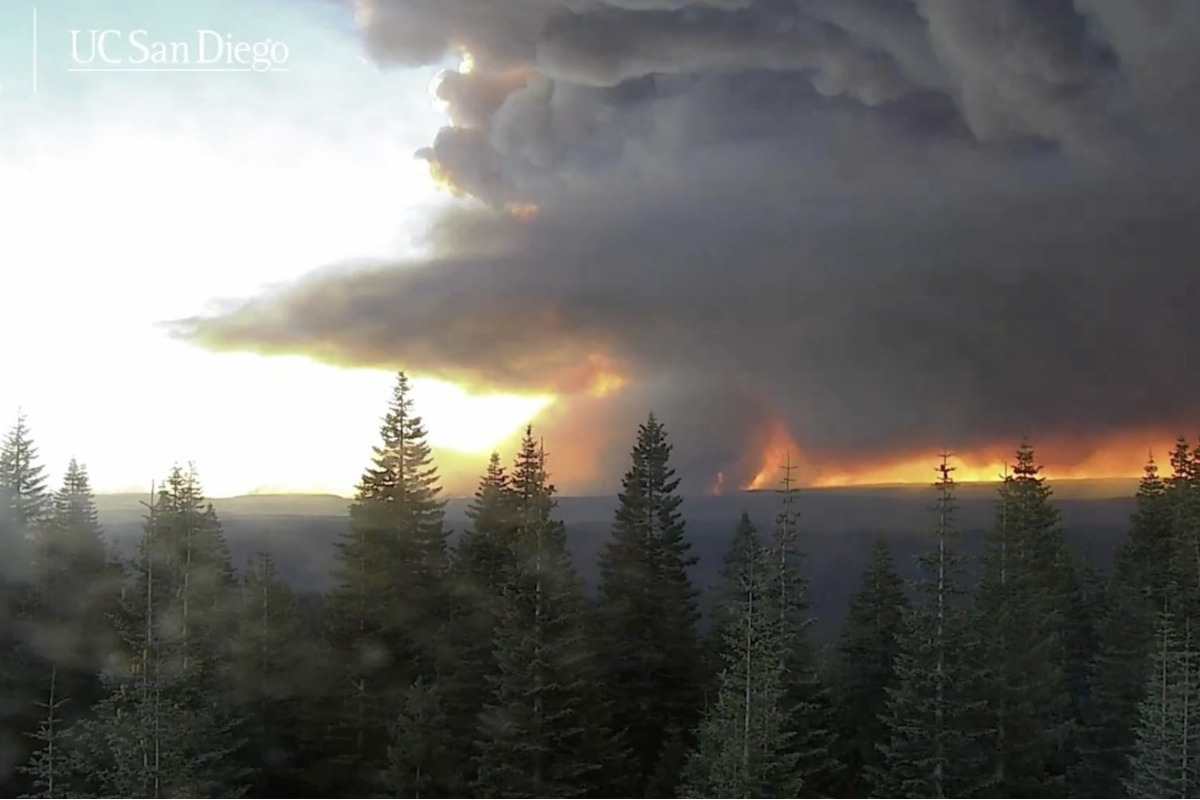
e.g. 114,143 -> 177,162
0,372 -> 1194,797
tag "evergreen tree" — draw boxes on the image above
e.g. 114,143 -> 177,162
0,412 -> 51,538
445,452 -> 517,789
703,513 -> 761,688
768,456 -> 838,796
26,461 -> 118,723
1077,456 -> 1172,796
385,677 -> 456,798
833,537 -> 906,796
1125,610 -> 1200,798
1167,439 -> 1200,613
973,441 -> 1081,796
474,429 -> 602,798
596,414 -> 701,794
231,553 -> 310,795
19,665 -> 68,799
68,481 -> 245,798
875,455 -> 987,799
326,371 -> 449,785
681,514 -> 800,798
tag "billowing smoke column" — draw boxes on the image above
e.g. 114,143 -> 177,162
176,0 -> 1200,492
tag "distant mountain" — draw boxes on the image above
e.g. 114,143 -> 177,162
92,479 -> 1137,644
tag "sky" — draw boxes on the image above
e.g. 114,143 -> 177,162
6,0 -> 1200,497
0,0 -> 553,497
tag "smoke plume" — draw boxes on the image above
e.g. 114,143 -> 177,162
175,0 -> 1200,490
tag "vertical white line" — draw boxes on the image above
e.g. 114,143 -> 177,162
32,7 -> 38,95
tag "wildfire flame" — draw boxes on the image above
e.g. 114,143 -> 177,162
747,419 -> 806,490
812,429 -> 1177,487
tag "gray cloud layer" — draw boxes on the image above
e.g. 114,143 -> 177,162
176,0 -> 1200,488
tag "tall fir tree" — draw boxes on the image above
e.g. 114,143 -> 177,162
474,429 -> 604,798
875,455 -> 987,799
230,553 -> 312,796
973,441 -> 1082,796
703,512 -> 762,687
1077,456 -> 1173,796
1124,610 -> 1200,798
26,461 -> 118,717
0,412 -> 51,538
326,371 -> 449,787
596,414 -> 701,795
681,514 -> 800,798
444,452 -> 517,790
832,537 -> 907,796
768,456 -> 838,796
386,677 -> 456,798
67,478 -> 245,798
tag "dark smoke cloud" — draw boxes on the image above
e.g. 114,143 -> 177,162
175,0 -> 1200,490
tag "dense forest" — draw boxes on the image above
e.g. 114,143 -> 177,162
0,371 -> 1197,798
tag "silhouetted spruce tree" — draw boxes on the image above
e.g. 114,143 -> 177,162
974,441 -> 1081,796
597,414 -> 701,794
326,371 -> 449,786
230,553 -> 310,796
767,457 -> 839,796
703,512 -> 761,688
385,677 -> 456,798
0,417 -> 52,794
681,514 -> 800,798
445,452 -> 517,788
1125,610 -> 1200,798
0,412 -> 52,538
474,429 -> 601,797
26,461 -> 119,725
1168,439 -> 1200,617
67,480 -> 245,798
1077,456 -> 1171,796
19,664 -> 69,799
832,536 -> 906,796
875,455 -> 986,799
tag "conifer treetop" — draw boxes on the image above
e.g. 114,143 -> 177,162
0,410 -> 52,528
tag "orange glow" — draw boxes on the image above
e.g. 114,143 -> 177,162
747,418 -> 806,490
813,454 -> 1011,487
506,202 -> 540,220
584,354 -> 627,398
811,428 -> 1177,487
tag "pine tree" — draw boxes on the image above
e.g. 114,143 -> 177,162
681,514 -> 800,798
26,461 -> 117,722
875,454 -> 987,799
68,481 -> 245,798
596,414 -> 701,794
973,441 -> 1081,796
231,553 -> 309,795
1125,610 -> 1200,798
768,456 -> 838,796
326,371 -> 449,785
703,513 -> 761,687
19,665 -> 68,798
1077,456 -> 1172,795
474,429 -> 602,798
385,677 -> 456,798
0,412 -> 51,538
833,537 -> 906,795
445,452 -> 517,789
